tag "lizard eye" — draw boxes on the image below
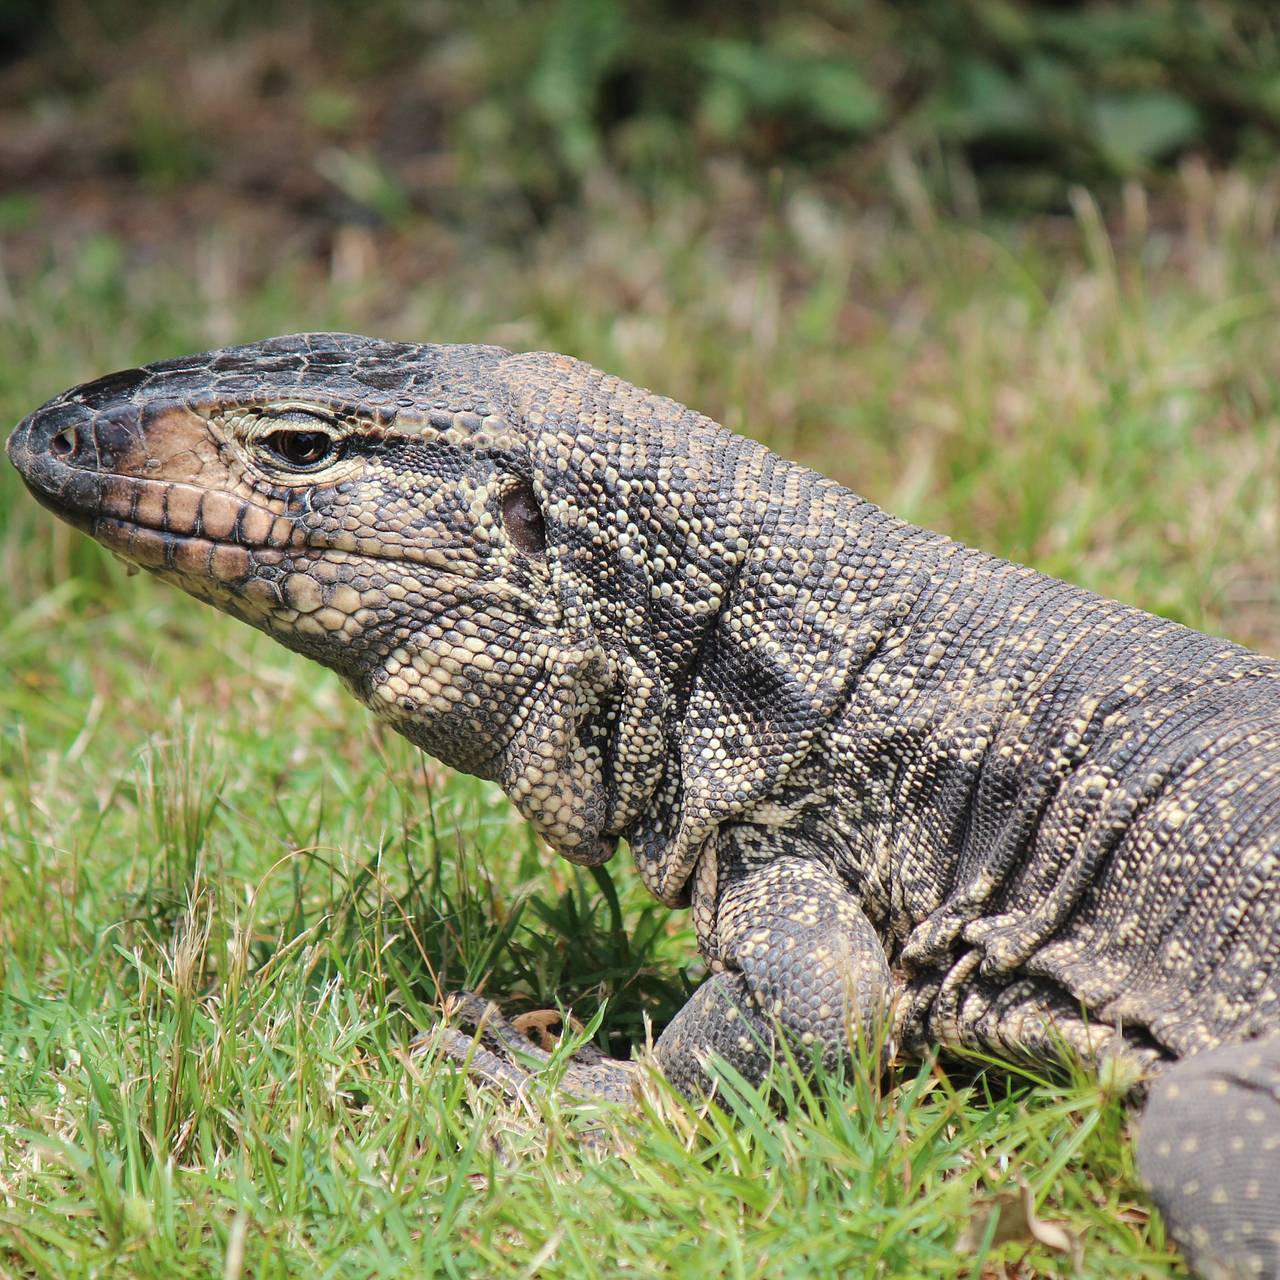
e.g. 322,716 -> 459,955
502,482 -> 545,555
258,415 -> 342,470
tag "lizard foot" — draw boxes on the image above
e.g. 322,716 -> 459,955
413,990 -> 640,1104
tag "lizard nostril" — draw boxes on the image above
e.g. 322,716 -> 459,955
50,426 -> 77,458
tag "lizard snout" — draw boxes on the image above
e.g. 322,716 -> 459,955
5,399 -> 111,526
7,395 -> 159,528
8,399 -> 91,474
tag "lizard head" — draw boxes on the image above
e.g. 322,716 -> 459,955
6,333 -> 653,866
10,333 -> 863,905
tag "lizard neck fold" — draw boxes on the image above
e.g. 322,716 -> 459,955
499,351 -> 934,904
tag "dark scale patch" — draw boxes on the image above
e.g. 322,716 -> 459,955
72,365 -> 150,408
351,364 -> 413,393
207,373 -> 272,398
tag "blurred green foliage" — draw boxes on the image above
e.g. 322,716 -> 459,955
451,0 -> 1280,208
433,0 -> 1275,208
8,1 -> 1280,210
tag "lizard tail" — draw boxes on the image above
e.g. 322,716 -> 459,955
1137,1034 -> 1280,1278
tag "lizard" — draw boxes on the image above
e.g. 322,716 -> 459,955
7,332 -> 1279,1278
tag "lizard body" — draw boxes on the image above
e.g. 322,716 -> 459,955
9,333 -> 1279,1277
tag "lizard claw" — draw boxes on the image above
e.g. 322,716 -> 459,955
511,1007 -> 576,1050
412,989 -> 640,1104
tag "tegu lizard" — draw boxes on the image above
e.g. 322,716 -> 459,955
8,334 -> 1279,1278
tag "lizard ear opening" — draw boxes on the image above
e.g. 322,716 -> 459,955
501,481 -> 546,555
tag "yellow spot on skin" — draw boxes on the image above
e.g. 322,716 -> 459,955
326,584 -> 361,613
314,607 -> 348,632
283,573 -> 323,612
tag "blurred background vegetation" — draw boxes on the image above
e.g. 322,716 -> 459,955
6,0 -> 1280,224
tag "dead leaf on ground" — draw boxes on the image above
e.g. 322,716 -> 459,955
957,1180 -> 1084,1274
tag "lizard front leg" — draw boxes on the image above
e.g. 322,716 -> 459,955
431,853 -> 892,1104
654,854 -> 893,1097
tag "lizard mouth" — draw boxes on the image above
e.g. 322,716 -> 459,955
8,417 -> 308,579
10,407 -> 415,572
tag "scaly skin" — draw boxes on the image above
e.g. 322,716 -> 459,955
9,333 -> 1280,1277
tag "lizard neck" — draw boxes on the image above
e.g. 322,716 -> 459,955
618,452 -> 943,905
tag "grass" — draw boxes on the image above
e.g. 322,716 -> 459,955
4,162 -> 1279,1277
